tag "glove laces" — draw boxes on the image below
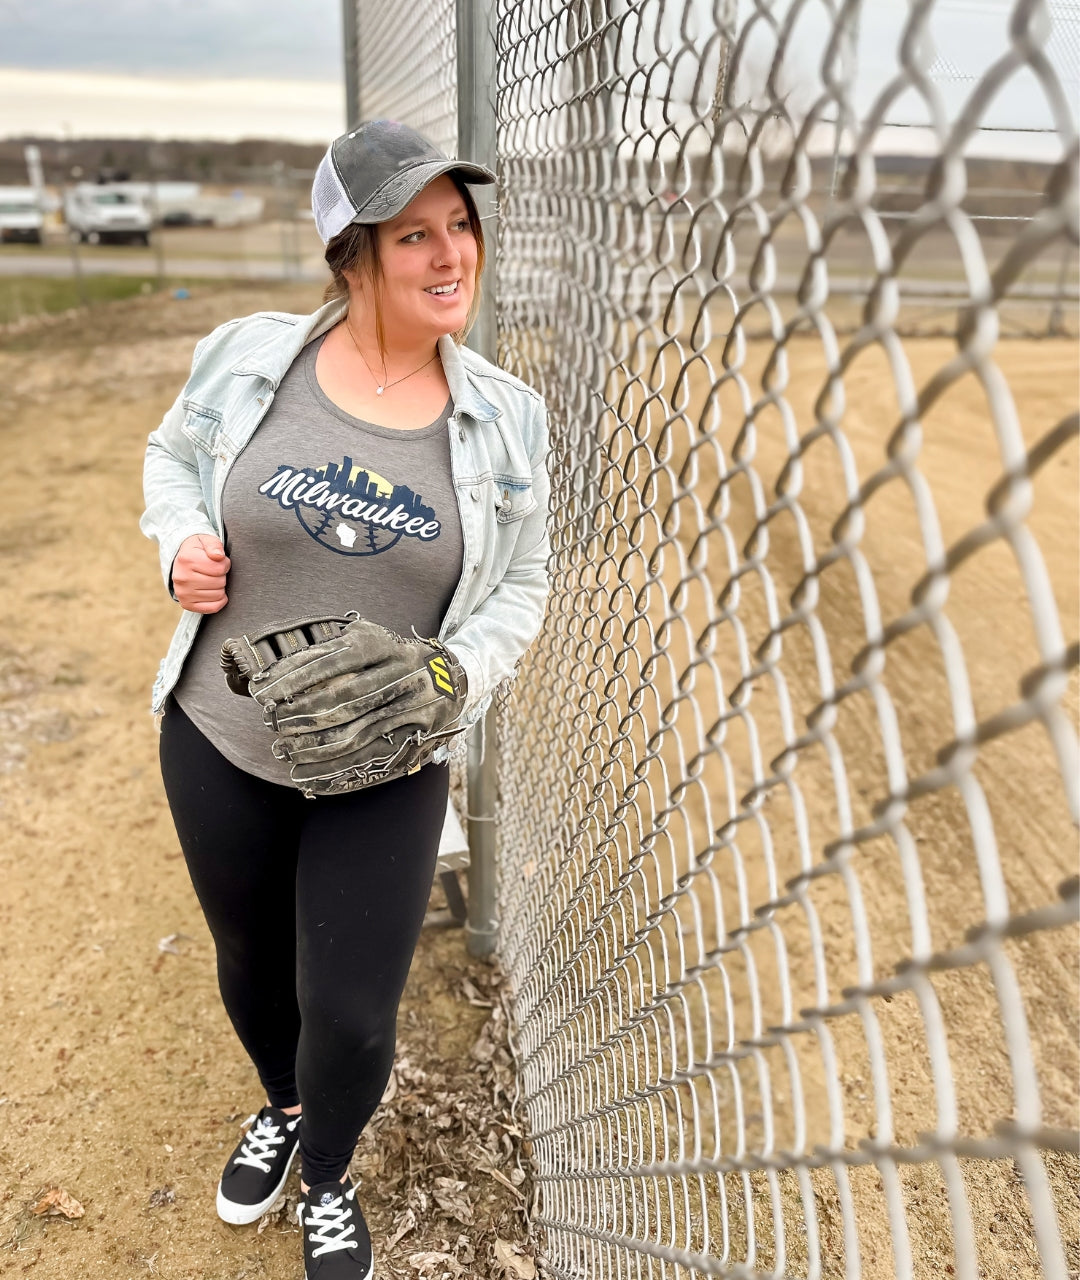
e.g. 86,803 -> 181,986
232,1112 -> 295,1173
301,1184 -> 359,1257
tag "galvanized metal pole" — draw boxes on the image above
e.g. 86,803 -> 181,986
456,0 -> 499,358
342,0 -> 361,129
457,0 -> 500,958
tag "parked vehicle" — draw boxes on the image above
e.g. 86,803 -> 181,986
160,208 -> 214,227
0,186 -> 44,244
63,183 -> 152,245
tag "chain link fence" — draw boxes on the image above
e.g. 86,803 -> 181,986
351,0 -> 458,156
351,0 -> 1078,1275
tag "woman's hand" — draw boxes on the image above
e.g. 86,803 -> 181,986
171,534 -> 231,613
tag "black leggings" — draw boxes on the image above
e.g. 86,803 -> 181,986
158,696 -> 449,1186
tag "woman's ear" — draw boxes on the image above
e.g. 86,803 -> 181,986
342,263 -> 379,309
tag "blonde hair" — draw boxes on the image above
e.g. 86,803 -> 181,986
322,176 -> 486,360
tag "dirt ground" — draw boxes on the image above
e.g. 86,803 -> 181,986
0,279 -> 1076,1280
0,285 -> 538,1280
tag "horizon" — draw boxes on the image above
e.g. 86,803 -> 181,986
0,68 -> 345,146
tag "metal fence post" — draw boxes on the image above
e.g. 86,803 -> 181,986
456,0 -> 499,359
457,0 -> 500,958
342,0 -> 360,129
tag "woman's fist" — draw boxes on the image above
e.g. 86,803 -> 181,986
171,534 -> 231,614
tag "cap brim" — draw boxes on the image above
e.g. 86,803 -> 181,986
350,159 -> 495,225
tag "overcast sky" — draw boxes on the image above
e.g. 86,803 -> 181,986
0,0 -> 1075,149
0,0 -> 345,141
0,0 -> 344,81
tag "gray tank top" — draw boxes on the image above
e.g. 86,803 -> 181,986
172,332 -> 464,785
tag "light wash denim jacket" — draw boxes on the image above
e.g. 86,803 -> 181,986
140,297 -> 551,753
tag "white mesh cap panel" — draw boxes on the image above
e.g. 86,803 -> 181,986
311,150 -> 357,245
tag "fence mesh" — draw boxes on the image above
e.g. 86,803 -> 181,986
352,0 -> 1079,1276
352,0 -> 459,157
490,0 -> 1079,1277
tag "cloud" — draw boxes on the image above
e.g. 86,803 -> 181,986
1,0 -> 343,81
0,68 -> 344,142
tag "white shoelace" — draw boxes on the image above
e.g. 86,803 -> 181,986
301,1185 -> 359,1258
233,1112 -> 297,1173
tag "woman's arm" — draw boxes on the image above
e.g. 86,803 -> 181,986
445,397 -> 552,719
139,323 -> 231,601
140,386 -> 221,599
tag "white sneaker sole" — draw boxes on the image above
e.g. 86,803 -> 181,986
216,1142 -> 299,1225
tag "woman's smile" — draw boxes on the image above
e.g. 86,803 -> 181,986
367,176 -> 477,342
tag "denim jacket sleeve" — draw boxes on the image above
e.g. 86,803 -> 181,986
139,336 -> 220,599
444,395 -> 552,720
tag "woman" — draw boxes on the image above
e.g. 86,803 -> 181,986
140,119 -> 551,1280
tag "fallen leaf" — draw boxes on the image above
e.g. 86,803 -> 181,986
256,1192 -> 292,1233
30,1187 -> 84,1219
385,1205 -> 416,1249
493,1238 -> 537,1278
459,977 -> 492,1008
470,1021 -> 497,1063
432,1176 -> 474,1225
407,1250 -> 461,1276
479,1164 -> 526,1201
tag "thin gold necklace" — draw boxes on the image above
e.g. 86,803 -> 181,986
343,318 -> 438,396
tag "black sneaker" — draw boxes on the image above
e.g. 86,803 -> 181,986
297,1175 -> 373,1279
216,1105 -> 301,1224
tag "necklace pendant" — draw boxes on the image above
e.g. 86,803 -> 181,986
376,386 -> 384,395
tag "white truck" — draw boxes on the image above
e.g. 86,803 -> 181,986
63,183 -> 152,245
0,186 -> 45,244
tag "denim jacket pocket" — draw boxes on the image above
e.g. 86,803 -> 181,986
485,475 -> 534,588
181,402 -> 224,456
493,475 -> 536,524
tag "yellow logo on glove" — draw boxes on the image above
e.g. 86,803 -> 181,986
427,655 -> 456,697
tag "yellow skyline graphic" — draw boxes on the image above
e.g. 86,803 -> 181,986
313,461 -> 393,499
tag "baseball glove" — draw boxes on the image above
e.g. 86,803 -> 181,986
219,613 -> 469,797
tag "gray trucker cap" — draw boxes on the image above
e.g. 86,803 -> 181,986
311,119 -> 495,245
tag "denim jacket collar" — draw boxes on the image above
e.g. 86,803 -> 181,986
228,297 -> 500,423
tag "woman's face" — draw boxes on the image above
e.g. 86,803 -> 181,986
350,175 -> 478,345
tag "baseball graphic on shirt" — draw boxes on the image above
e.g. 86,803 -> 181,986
257,455 -> 442,557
